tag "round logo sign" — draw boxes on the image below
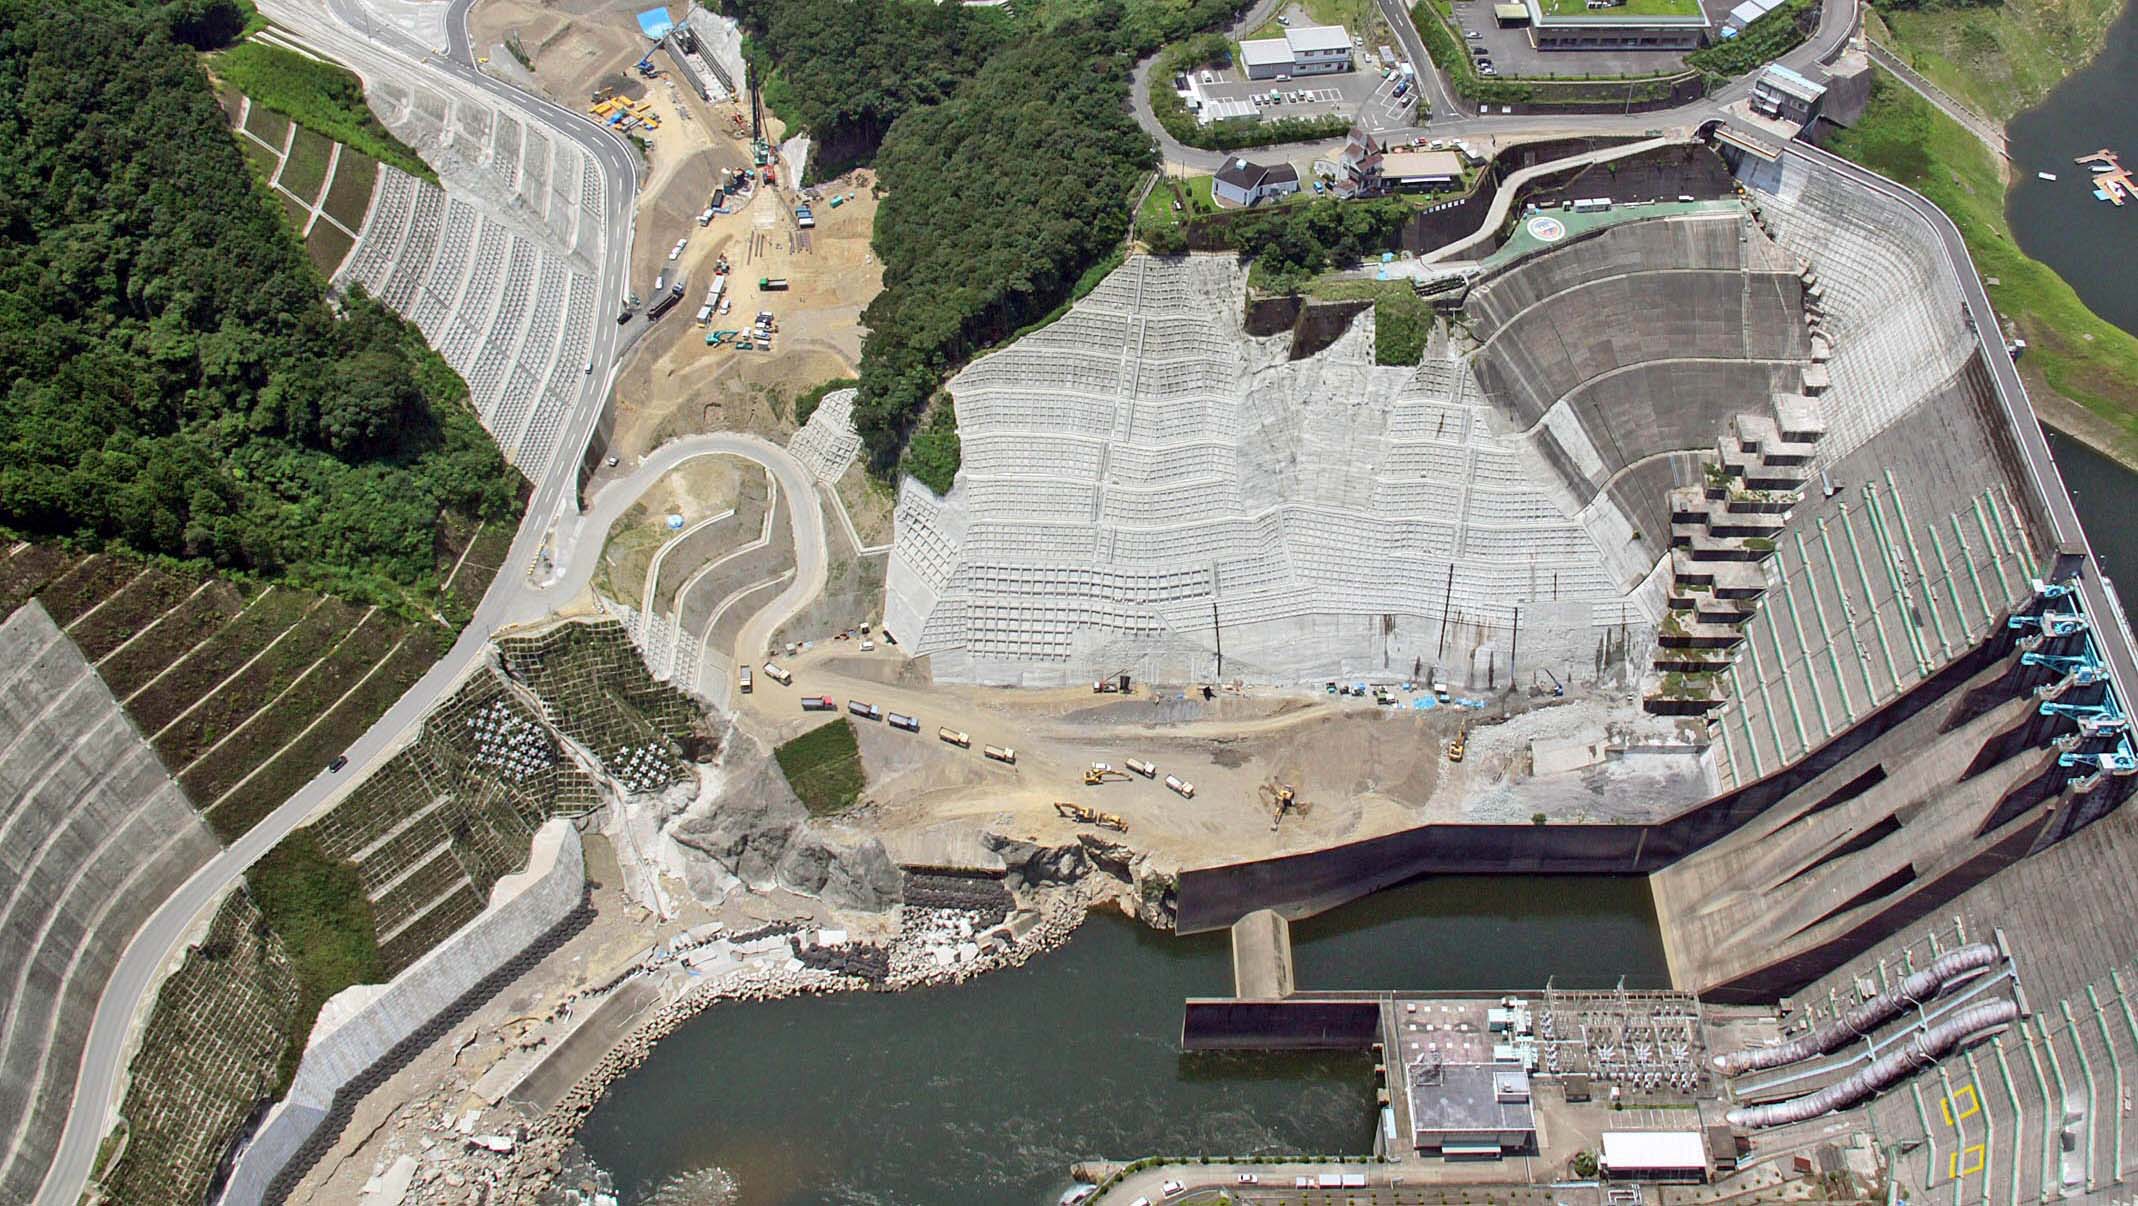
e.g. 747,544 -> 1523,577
1525,215 -> 1567,243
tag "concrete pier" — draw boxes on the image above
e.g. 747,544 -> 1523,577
1230,908 -> 1295,1000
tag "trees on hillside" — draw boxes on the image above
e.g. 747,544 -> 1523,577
0,1 -> 521,600
850,17 -> 1156,470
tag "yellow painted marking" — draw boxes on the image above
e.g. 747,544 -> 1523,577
1942,1083 -> 1981,1124
1949,1142 -> 1986,1178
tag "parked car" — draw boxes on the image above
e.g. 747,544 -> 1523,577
1480,63 -> 1499,74
1466,29 -> 1484,37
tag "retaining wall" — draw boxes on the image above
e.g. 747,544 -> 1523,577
216,822 -> 586,1206
1173,621 -> 2017,938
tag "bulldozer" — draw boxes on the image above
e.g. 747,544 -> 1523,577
1054,801 -> 1128,833
1447,726 -> 1467,763
1083,766 -> 1132,786
1258,779 -> 1308,831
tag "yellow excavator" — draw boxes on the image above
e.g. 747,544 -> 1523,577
1054,801 -> 1129,832
1083,767 -> 1133,786
1447,726 -> 1468,763
1258,779 -> 1307,831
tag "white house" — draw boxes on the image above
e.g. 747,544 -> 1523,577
1212,158 -> 1302,207
1240,24 -> 1355,79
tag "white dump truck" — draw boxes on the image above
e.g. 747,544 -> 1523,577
1164,775 -> 1195,799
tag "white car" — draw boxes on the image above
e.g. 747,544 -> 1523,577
1237,1173 -> 1261,1184
1161,1181 -> 1186,1199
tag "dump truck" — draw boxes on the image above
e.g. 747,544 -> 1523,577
800,696 -> 836,712
761,662 -> 792,686
939,727 -> 971,748
645,279 -> 685,322
1164,775 -> 1195,799
847,700 -> 882,721
738,666 -> 753,694
759,277 -> 788,291
887,712 -> 920,733
984,745 -> 1017,765
1125,758 -> 1157,778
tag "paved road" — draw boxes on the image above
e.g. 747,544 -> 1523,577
1864,40 -> 2008,158
32,0 -> 649,1200
1134,0 -> 1861,170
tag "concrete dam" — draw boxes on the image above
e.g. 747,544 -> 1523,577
885,137 -> 2138,1005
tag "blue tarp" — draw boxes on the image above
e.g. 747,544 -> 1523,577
1410,698 -> 1437,710
637,6 -> 674,38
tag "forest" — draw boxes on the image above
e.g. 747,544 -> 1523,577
726,0 -> 1201,481
0,0 -> 522,609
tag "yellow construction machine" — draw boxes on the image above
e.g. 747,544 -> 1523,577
1447,726 -> 1467,763
1083,767 -> 1133,786
1054,801 -> 1129,832
1258,779 -> 1307,831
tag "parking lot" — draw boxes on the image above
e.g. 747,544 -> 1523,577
1191,60 -> 1393,125
1443,0 -> 1709,78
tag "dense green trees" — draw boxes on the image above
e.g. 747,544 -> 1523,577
1233,197 -> 1417,290
727,0 -> 1010,175
851,18 -> 1157,474
0,1 -> 522,606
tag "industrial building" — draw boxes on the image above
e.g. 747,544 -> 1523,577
1520,0 -> 1711,50
1599,1131 -> 1710,1181
1404,1063 -> 1537,1156
1211,157 -> 1301,207
1750,63 -> 1827,124
1239,25 -> 1355,78
1719,0 -> 1788,35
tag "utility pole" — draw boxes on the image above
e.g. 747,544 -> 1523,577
1210,562 -> 1224,682
1510,604 -> 1520,678
1437,563 -> 1456,657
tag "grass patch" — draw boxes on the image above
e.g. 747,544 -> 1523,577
247,830 -> 381,1091
1869,0 -> 2122,122
1826,78 -> 2138,461
213,42 -> 434,181
276,125 -> 333,204
774,718 -> 867,815
1306,277 -> 1434,364
305,220 -> 355,277
320,147 -> 378,229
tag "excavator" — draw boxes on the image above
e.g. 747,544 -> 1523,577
1447,726 -> 1468,763
1054,801 -> 1129,833
1083,766 -> 1133,786
1258,779 -> 1308,831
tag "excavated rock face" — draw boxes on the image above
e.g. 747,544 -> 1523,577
983,832 -> 1092,892
1075,834 -> 1137,881
671,758 -> 803,886
775,832 -> 902,912
669,754 -> 900,912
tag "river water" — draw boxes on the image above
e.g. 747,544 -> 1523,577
574,876 -> 1663,1205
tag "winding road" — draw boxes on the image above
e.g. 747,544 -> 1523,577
32,0 -> 2133,1199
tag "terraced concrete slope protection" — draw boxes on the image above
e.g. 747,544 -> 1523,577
0,604 -> 221,1204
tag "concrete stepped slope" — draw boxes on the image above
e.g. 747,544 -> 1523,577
0,603 -> 220,1205
884,253 -> 1652,688
328,72 -> 603,483
1466,209 -> 1813,561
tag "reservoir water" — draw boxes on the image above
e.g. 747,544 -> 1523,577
2005,3 -> 2138,333
574,876 -> 1664,1205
